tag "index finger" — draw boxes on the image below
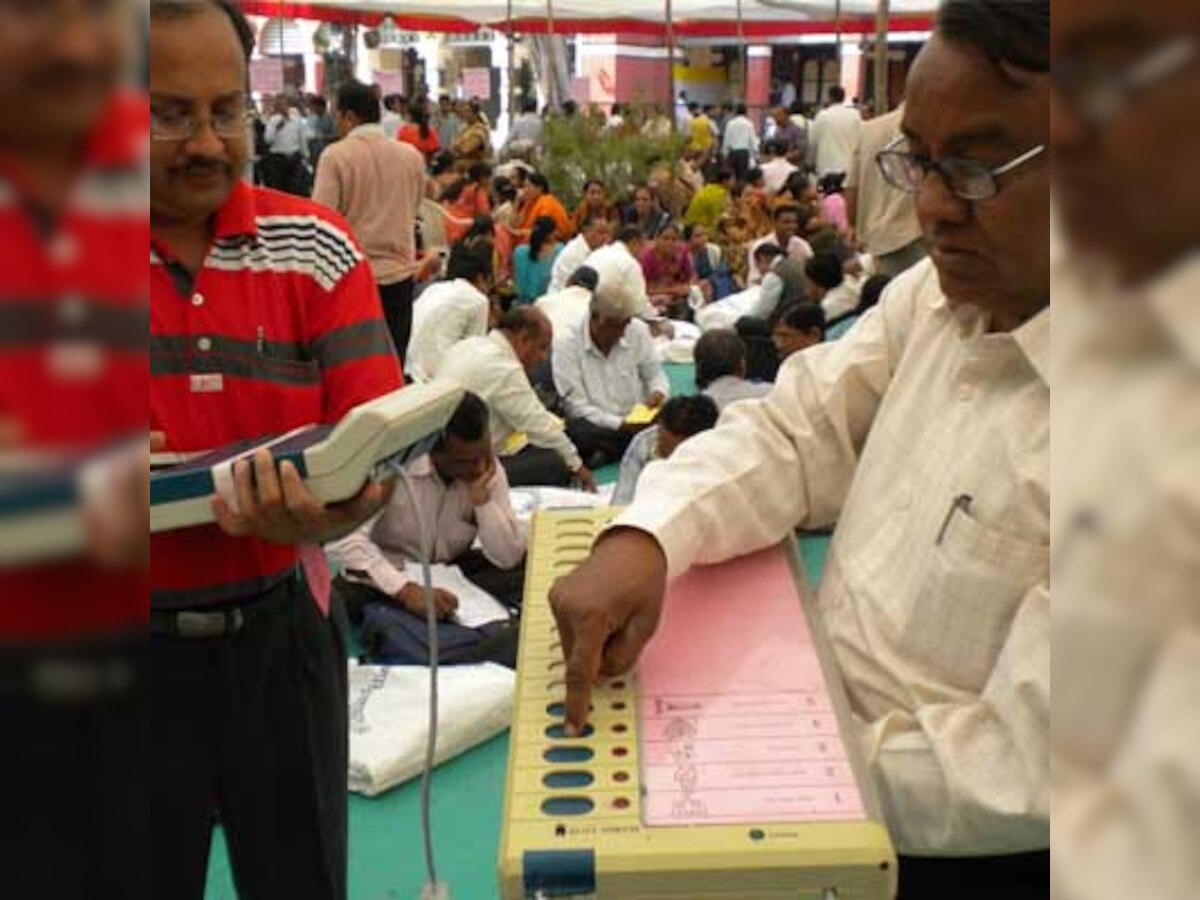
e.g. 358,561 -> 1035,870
561,620 -> 605,736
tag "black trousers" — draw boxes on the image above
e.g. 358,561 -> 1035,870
379,278 -> 416,365
261,152 -> 309,196
898,850 -> 1050,899
1,636 -> 147,899
149,574 -> 348,900
501,445 -> 572,488
728,148 -> 752,184
566,417 -> 633,468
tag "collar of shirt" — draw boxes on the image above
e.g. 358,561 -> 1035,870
347,123 -> 386,141
1146,255 -> 1200,367
583,320 -> 628,359
488,327 -> 520,363
924,276 -> 1051,386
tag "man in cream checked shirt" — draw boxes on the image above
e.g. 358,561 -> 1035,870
550,1 -> 1051,896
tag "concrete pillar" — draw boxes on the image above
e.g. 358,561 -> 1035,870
747,45 -> 772,127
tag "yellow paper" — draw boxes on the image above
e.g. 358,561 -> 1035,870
625,404 -> 660,427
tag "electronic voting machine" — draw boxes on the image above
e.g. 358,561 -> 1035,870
499,510 -> 897,900
149,381 -> 463,532
0,381 -> 463,565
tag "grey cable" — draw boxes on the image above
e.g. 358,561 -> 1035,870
392,465 -> 441,890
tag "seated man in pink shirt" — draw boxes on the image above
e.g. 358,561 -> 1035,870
327,392 -> 527,619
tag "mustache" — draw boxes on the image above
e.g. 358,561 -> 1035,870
170,157 -> 235,178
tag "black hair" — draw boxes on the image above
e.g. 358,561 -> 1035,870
462,214 -> 496,244
579,213 -> 610,233
337,81 -> 381,126
682,223 -> 703,242
310,96 -> 328,114
567,265 -> 600,292
149,0 -> 255,60
447,241 -> 494,284
778,304 -> 826,338
582,179 -> 605,195
828,85 -> 846,103
694,329 -> 748,390
937,0 -> 1050,75
746,167 -> 764,185
818,172 -> 846,196
492,176 -> 517,204
529,216 -> 558,259
805,254 -> 844,291
617,224 -> 644,245
775,203 -> 803,222
561,100 -> 579,117
753,243 -> 785,263
430,151 -> 456,177
468,162 -> 493,184
781,172 -> 810,199
497,307 -> 548,340
859,274 -> 891,312
442,392 -> 491,445
788,100 -> 805,115
521,96 -> 538,114
688,102 -> 701,114
440,178 -> 467,204
658,395 -> 720,438
735,103 -> 748,115
656,221 -> 682,240
767,140 -> 790,157
527,172 -> 550,193
408,98 -> 432,139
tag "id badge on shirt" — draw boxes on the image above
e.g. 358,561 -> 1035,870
190,373 -> 224,393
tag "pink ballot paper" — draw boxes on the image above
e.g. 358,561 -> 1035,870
636,545 -> 867,825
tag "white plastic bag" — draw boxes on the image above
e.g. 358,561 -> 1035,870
347,662 -> 515,796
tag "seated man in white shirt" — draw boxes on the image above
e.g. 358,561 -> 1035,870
407,243 -> 496,382
611,395 -> 719,506
327,392 -> 527,618
550,1 -> 1051,892
760,139 -> 800,196
694,329 -> 772,410
582,225 -> 650,313
438,307 -> 596,492
552,281 -> 671,468
537,265 -> 598,340
548,214 -> 611,294
748,204 -> 814,285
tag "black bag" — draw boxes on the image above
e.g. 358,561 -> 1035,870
360,602 -> 520,669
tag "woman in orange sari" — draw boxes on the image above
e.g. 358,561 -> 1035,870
514,172 -> 574,243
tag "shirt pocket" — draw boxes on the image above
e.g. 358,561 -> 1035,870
903,505 -> 1048,693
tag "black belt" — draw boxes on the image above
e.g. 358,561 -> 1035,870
150,569 -> 301,640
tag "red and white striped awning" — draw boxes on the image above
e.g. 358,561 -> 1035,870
237,0 -> 937,37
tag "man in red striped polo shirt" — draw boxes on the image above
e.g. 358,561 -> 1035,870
149,2 -> 403,897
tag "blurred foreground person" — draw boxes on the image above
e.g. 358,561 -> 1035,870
0,0 -> 148,895
1051,2 -> 1200,900
550,2 -> 1052,896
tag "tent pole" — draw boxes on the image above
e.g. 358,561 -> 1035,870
507,0 -> 516,119
835,0 -> 843,60
873,0 -> 890,114
665,0 -> 677,130
736,0 -> 746,103
545,0 -> 558,108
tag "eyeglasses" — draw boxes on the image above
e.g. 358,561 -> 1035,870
876,136 -> 1046,202
151,104 -> 254,143
1053,36 -> 1197,126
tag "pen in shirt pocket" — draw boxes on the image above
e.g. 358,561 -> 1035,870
256,326 -> 265,355
936,493 -> 974,545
